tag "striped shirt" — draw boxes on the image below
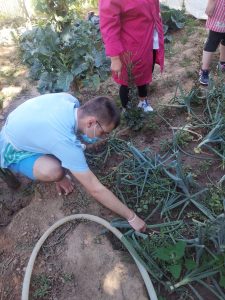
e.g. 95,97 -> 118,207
206,0 -> 225,32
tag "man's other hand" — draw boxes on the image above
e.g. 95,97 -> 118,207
55,175 -> 74,196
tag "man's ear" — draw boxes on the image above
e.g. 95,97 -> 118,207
86,116 -> 97,128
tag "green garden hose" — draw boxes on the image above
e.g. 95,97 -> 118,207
21,214 -> 158,300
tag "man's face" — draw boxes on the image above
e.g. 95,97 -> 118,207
85,119 -> 114,139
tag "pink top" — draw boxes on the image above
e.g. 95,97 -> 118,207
206,0 -> 225,32
99,0 -> 164,86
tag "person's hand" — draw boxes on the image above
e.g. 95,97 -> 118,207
127,213 -> 146,232
111,56 -> 122,78
55,175 -> 74,196
205,1 -> 216,17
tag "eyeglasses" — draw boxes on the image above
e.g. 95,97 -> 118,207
96,121 -> 110,135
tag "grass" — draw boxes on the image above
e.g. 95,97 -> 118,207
179,55 -> 192,68
164,42 -> 179,59
32,274 -> 52,299
184,17 -> 202,36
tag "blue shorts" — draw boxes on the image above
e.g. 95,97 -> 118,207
8,154 -> 44,180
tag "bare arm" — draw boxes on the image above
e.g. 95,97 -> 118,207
71,169 -> 146,231
205,0 -> 216,17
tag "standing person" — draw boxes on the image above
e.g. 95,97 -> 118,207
0,93 -> 146,232
99,0 -> 164,112
199,0 -> 225,85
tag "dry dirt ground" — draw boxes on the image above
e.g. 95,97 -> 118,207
0,19 -> 222,300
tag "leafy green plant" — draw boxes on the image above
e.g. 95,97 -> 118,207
160,4 -> 186,42
19,0 -> 109,93
19,20 -> 109,93
155,241 -> 186,279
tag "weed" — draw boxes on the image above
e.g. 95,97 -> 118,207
164,42 -> 178,59
155,241 -> 186,280
180,35 -> 188,45
175,130 -> 193,147
160,138 -> 172,152
32,274 -> 52,299
185,17 -> 200,36
123,107 -> 145,131
179,55 -> 192,68
187,211 -> 207,222
162,76 -> 177,89
204,189 -> 224,215
93,235 -> 104,244
198,160 -> 212,173
186,70 -> 197,80
61,273 -> 74,283
143,112 -> 158,132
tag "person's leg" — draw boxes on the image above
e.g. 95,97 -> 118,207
137,84 -> 153,112
33,155 -> 65,181
200,30 -> 223,85
219,40 -> 225,71
9,154 -> 74,195
9,154 -> 64,181
137,84 -> 148,99
34,155 -> 74,195
152,49 -> 157,73
201,51 -> 214,70
119,85 -> 129,108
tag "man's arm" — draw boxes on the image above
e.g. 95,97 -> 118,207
71,169 -> 146,231
205,0 -> 216,17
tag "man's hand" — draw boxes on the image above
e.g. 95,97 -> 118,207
55,175 -> 74,196
111,56 -> 122,78
205,0 -> 216,17
128,213 -> 146,232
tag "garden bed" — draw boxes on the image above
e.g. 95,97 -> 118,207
0,7 -> 225,300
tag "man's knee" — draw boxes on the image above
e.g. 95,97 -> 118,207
33,155 -> 65,182
43,165 -> 64,182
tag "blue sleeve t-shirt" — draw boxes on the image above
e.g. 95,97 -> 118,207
2,93 -> 89,172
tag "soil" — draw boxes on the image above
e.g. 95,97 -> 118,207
0,18 -> 224,300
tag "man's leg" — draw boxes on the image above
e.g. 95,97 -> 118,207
33,155 -> 64,181
9,154 -> 74,195
33,155 -> 74,195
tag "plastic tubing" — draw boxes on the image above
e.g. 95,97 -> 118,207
21,214 -> 158,300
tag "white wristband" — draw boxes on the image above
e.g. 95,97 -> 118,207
128,213 -> 137,223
